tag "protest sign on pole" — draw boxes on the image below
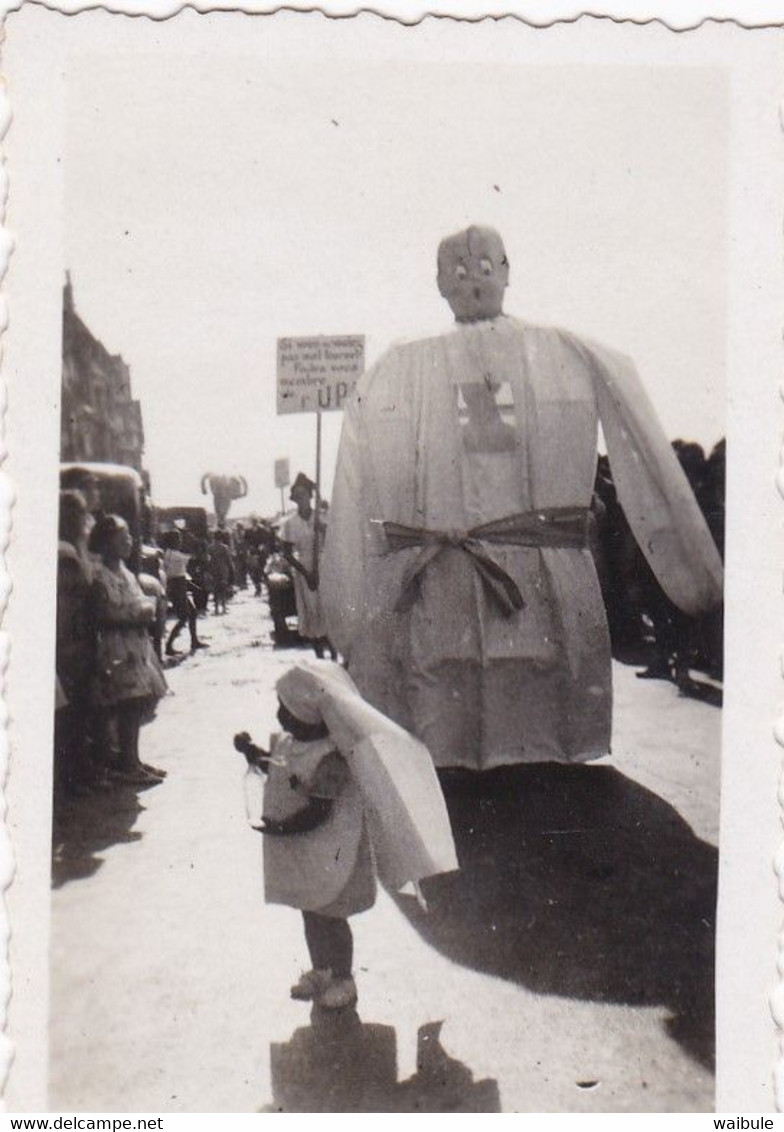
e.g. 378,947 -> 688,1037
276,335 -> 364,415
276,334 -> 365,576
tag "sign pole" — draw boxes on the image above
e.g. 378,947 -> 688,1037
276,334 -> 365,585
274,457 -> 291,516
313,410 -> 322,583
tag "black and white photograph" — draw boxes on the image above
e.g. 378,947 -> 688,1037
2,8 -> 782,1115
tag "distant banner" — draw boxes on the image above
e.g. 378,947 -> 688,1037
276,334 -> 365,415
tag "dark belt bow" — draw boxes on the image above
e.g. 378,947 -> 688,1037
381,507 -> 588,617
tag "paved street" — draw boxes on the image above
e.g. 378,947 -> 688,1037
49,590 -> 720,1113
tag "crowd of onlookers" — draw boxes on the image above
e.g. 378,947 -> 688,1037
153,519 -> 277,639
55,487 -> 170,808
591,437 -> 725,689
54,476 -> 281,811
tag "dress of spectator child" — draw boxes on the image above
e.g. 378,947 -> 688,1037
208,531 -> 233,614
161,530 -> 208,656
138,547 -> 168,663
89,514 -> 169,788
55,489 -> 99,796
233,659 -> 457,1010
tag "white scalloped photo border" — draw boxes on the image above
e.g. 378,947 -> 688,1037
0,5 -> 780,1115
0,54 -> 15,1110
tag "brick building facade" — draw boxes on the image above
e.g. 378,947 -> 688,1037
61,276 -> 146,476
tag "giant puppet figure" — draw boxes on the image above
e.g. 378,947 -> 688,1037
320,226 -> 723,771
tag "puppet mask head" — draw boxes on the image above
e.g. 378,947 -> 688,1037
437,226 -> 509,322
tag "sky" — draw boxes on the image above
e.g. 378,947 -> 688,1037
65,55 -> 728,518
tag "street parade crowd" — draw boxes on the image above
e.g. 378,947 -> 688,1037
54,474 -> 274,803
53,226 -> 726,1018
53,438 -> 725,795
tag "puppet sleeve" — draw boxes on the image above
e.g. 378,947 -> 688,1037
573,333 -> 723,617
320,362 -> 387,657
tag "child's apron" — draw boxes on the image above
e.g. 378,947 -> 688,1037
262,735 -> 375,916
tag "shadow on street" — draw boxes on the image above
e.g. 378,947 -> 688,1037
52,786 -> 145,889
395,764 -> 717,1070
263,1010 -> 500,1112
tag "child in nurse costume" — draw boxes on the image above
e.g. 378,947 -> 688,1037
233,660 -> 458,1010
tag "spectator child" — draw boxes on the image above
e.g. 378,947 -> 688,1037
89,514 -> 168,788
209,531 -> 233,615
161,529 -> 208,656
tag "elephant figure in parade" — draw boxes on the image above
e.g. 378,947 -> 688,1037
201,472 -> 248,526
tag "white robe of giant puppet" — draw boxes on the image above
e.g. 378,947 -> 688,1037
320,227 -> 723,771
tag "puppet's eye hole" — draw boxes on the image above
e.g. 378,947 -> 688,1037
479,258 -> 494,276
455,264 -> 468,280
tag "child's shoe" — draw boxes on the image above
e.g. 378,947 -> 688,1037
317,975 -> 358,1010
290,968 -> 332,1001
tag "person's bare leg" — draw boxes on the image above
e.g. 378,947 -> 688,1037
117,700 -> 165,782
167,617 -> 185,655
117,703 -> 141,771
